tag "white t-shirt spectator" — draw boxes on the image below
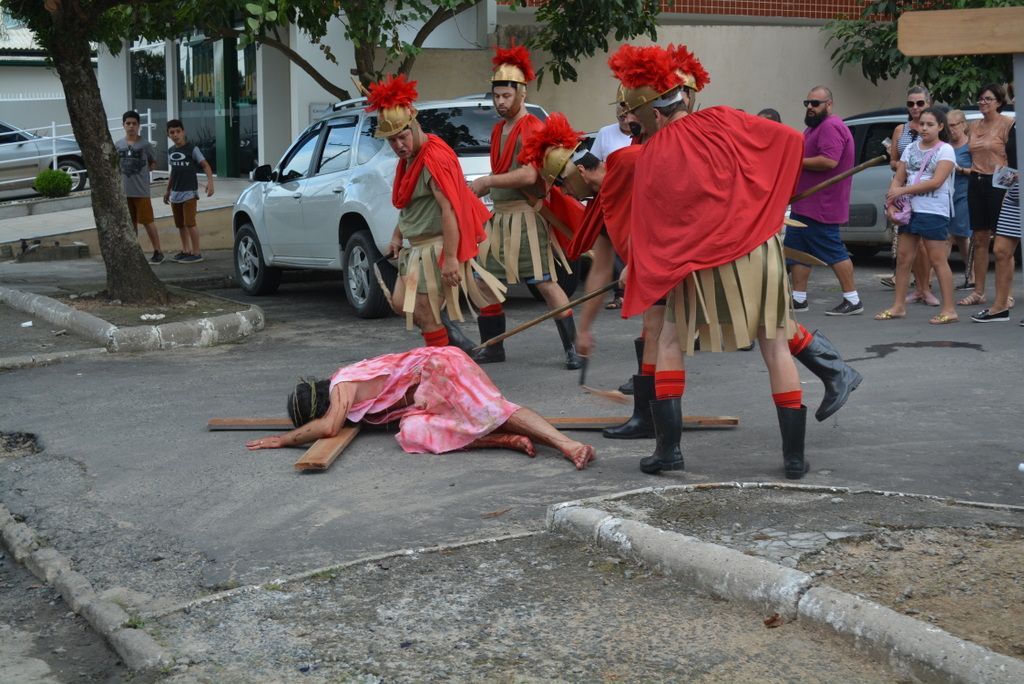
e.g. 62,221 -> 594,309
589,122 -> 632,161
900,140 -> 956,217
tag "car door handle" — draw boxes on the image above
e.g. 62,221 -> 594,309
292,192 -> 302,199
332,185 -> 344,193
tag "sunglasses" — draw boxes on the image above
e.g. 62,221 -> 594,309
906,100 -> 927,108
802,99 -> 828,108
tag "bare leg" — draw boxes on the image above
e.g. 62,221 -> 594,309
390,276 -> 443,333
500,407 -> 595,470
992,236 -> 1018,312
576,234 -> 615,355
923,238 -> 956,318
142,221 -> 162,252
790,263 -> 811,294
970,230 -> 992,298
655,313 -> 685,372
912,243 -> 933,298
466,432 -> 535,456
830,258 -> 857,294
535,279 -> 571,311
186,225 -> 201,255
887,232 -> 919,316
642,305 -> 666,367
758,326 -> 800,394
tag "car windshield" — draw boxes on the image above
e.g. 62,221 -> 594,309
418,104 -> 547,156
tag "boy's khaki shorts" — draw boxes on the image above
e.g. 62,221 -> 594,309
127,197 -> 154,226
171,198 -> 198,228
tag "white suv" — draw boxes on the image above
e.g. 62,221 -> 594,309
231,97 -> 549,318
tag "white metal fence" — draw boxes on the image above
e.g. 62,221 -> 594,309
0,108 -> 154,191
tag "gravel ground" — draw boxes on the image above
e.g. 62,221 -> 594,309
596,486 -> 1024,662
153,533 -> 895,683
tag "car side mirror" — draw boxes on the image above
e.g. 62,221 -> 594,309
251,164 -> 273,182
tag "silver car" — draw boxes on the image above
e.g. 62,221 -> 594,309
842,107 -> 1016,258
0,119 -> 87,194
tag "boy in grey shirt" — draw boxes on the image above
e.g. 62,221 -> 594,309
163,119 -> 215,263
116,110 -> 163,264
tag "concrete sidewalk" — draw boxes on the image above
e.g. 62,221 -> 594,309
0,178 -> 251,253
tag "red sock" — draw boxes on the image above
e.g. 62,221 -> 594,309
423,328 -> 449,347
640,363 -> 656,376
772,390 -> 803,409
788,323 -> 813,355
655,370 -> 685,400
480,303 -> 504,317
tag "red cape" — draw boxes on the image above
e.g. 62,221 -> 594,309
491,113 -> 542,173
599,145 -> 642,262
393,134 -> 489,262
567,191 -> 605,260
623,107 -> 803,318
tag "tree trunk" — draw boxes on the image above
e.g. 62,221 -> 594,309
49,30 -> 169,303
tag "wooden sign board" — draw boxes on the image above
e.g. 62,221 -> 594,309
899,7 -> 1024,56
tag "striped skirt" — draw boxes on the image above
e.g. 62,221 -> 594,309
666,233 -> 795,355
399,236 -> 507,330
995,182 -> 1021,240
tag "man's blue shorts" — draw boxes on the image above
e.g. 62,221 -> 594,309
900,212 -> 949,241
784,213 -> 850,266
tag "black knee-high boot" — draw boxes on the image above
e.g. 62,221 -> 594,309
618,337 -> 644,395
793,331 -> 862,422
776,405 -> 809,480
603,374 -> 655,439
554,316 -> 584,370
441,311 -> 477,354
470,314 -> 506,364
639,398 -> 684,474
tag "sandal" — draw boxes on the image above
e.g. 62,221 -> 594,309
922,292 -> 940,307
905,292 -> 923,304
929,313 -> 959,325
605,296 -> 623,310
957,292 -> 986,306
874,309 -> 906,320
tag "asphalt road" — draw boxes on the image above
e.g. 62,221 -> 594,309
1,253 -> 1022,676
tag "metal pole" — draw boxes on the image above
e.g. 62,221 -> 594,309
51,120 -> 57,172
146,107 -> 153,144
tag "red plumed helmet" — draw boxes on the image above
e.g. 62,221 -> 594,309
668,44 -> 710,92
492,44 -> 536,84
365,74 -> 418,112
518,112 -> 584,168
607,45 -> 678,94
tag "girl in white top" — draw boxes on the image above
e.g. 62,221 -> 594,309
877,108 -> 957,324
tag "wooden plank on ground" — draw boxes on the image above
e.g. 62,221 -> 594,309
208,417 -> 293,431
898,8 -> 1024,56
546,415 -> 738,430
293,426 -> 361,472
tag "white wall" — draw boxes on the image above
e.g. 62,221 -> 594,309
0,65 -> 69,129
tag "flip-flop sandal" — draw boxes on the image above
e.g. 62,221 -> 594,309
957,292 -> 986,306
929,313 -> 959,325
922,292 -> 941,306
605,297 -> 623,310
873,309 -> 906,320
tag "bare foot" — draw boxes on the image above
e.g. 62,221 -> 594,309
561,443 -> 596,470
467,433 -> 536,457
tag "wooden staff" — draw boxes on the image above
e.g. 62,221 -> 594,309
789,154 -> 888,204
471,281 -> 618,351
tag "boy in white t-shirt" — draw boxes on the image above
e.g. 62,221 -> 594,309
876,107 -> 958,324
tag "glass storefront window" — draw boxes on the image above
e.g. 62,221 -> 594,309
237,42 -> 258,175
177,39 -> 217,171
129,41 -> 167,169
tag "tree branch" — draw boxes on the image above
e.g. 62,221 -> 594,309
216,28 -> 352,101
397,0 -> 480,75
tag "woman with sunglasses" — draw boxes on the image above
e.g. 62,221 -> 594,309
885,86 -> 940,307
960,83 -> 1014,308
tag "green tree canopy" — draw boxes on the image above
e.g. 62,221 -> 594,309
825,0 -> 1014,106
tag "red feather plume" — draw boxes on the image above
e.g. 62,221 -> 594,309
608,45 -> 678,94
518,113 -> 584,168
668,44 -> 710,91
365,74 -> 418,112
492,44 -> 536,83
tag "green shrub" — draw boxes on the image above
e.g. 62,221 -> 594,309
34,169 -> 73,197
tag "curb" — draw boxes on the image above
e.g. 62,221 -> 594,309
0,284 -> 264,353
0,347 -> 107,370
0,503 -> 171,672
547,487 -> 1024,683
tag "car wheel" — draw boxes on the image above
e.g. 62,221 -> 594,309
57,158 -> 87,192
234,223 -> 281,295
344,230 -> 395,319
527,257 -> 581,301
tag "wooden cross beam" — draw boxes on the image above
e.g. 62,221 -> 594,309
211,413 -> 739,473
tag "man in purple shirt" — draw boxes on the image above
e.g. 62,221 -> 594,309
785,86 -> 861,316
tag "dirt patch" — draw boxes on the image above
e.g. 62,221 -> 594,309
0,432 -> 41,461
53,287 -> 248,327
798,525 -> 1024,659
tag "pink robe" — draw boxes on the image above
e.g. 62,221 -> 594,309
329,347 -> 519,454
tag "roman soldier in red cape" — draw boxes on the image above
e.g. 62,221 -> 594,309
365,74 -> 506,349
616,44 -> 861,480
467,45 -> 584,370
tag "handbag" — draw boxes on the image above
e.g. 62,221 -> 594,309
887,143 -> 942,226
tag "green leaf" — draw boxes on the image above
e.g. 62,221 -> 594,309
246,16 -> 260,30
265,11 -> 278,21
245,3 -> 263,14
